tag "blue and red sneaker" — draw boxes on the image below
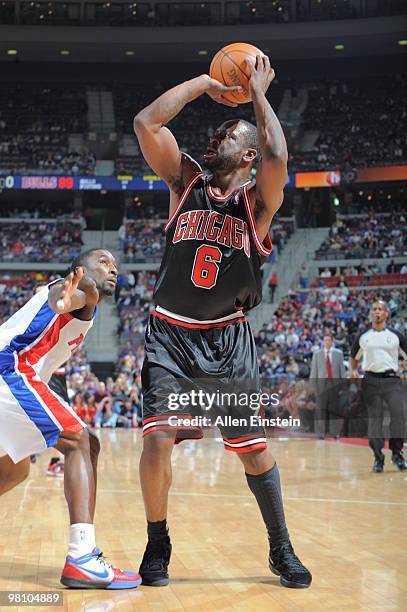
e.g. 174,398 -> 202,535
60,548 -> 141,590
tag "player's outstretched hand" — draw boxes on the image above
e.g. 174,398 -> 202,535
56,267 -> 84,313
205,76 -> 242,107
246,55 -> 275,97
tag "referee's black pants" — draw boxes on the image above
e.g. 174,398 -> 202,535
362,375 -> 406,459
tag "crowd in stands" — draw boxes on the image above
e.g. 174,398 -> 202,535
316,212 -> 407,260
0,86 -> 94,174
314,262 -> 407,288
0,204 -> 85,221
256,286 -> 407,387
116,271 -> 154,375
120,219 -> 164,262
291,75 -> 407,171
0,219 -> 83,263
66,347 -> 142,429
0,272 -> 55,325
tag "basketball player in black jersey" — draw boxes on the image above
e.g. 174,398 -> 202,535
134,55 -> 312,588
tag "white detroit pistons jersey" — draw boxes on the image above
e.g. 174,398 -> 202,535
0,281 -> 94,383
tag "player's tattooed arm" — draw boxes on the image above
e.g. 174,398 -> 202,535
167,173 -> 184,197
133,76 -> 241,192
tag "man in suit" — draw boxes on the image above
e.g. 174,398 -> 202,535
310,333 -> 346,438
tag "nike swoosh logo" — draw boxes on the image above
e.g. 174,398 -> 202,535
79,566 -> 110,579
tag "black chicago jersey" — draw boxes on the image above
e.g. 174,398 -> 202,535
153,173 -> 272,320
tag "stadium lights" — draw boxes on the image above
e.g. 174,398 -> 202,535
125,50 -> 135,56
60,50 -> 70,56
7,49 -> 18,56
334,44 -> 345,51
198,50 -> 208,56
398,40 -> 407,46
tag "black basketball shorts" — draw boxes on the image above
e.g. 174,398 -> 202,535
141,308 -> 267,453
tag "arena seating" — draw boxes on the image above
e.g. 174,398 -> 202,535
0,217 -> 83,263
0,273 -> 52,325
255,286 -> 407,383
121,220 -> 164,263
315,211 -> 407,260
312,273 -> 407,288
0,85 -> 93,174
291,75 -> 407,171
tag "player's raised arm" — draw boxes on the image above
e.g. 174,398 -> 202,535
245,55 -> 288,240
133,76 -> 242,195
48,267 -> 98,314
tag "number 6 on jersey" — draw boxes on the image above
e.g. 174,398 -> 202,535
191,244 -> 222,289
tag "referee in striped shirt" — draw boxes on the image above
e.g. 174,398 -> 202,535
350,300 -> 407,472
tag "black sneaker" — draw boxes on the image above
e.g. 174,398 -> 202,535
139,536 -> 171,586
392,454 -> 407,471
269,541 -> 312,588
372,454 -> 385,473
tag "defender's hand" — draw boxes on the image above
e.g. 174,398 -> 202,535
245,55 -> 275,97
56,267 -> 84,313
204,76 -> 242,108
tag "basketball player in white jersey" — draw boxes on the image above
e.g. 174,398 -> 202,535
0,249 -> 141,590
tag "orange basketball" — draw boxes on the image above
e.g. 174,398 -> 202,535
209,42 -> 263,104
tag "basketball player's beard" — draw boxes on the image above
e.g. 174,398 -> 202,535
100,280 -> 116,297
204,150 -> 240,173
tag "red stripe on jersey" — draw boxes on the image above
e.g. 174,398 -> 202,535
23,313 -> 73,365
152,310 -> 246,330
206,181 -> 250,202
17,357 -> 83,433
165,173 -> 205,233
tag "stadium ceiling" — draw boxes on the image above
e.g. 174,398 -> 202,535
0,17 -> 406,62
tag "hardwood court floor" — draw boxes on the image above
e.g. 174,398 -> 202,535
0,431 -> 406,612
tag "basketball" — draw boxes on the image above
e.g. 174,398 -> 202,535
209,42 -> 263,104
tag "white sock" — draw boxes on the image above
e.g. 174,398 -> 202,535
68,523 -> 96,559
